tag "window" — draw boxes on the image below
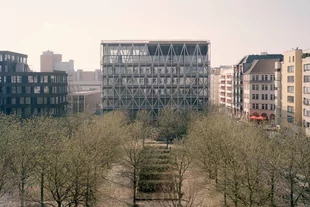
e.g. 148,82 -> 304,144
262,104 -> 268,110
252,75 -> 259,81
270,75 -> 275,80
304,64 -> 310,72
261,94 -> 268,100
288,106 -> 294,113
288,66 -> 294,73
270,94 -> 275,100
34,86 -> 41,94
304,98 -> 310,106
287,86 -> 294,93
252,94 -> 259,100
304,87 -> 310,94
270,84 -> 275,90
287,76 -> 294,83
262,85 -> 268,90
304,76 -> 310,83
262,75 -> 268,81
287,115 -> 294,123
292,56 -> 294,62
252,103 -> 259,109
304,109 -> 310,117
270,104 -> 276,110
288,96 -> 294,103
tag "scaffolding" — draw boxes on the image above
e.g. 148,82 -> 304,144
101,41 -> 211,118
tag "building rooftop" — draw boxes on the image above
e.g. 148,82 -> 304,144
0,51 -> 28,57
101,40 -> 210,44
244,59 -> 281,74
237,54 -> 283,65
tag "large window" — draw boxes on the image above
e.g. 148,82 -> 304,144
288,96 -> 294,103
262,85 -> 268,90
304,109 -> 310,117
288,76 -> 294,83
287,86 -> 294,93
261,104 -> 268,110
288,66 -> 294,73
305,76 -> 310,83
261,94 -> 268,100
252,75 -> 259,81
261,75 -> 268,81
304,64 -> 310,72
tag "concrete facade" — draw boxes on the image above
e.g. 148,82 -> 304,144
69,90 -> 101,114
302,51 -> 310,133
280,49 -> 303,128
219,68 -> 233,108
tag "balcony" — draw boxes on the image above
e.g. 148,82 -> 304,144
220,98 -> 226,102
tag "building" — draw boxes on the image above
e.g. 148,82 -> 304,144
301,50 -> 310,133
40,50 -> 74,76
0,51 -> 68,117
69,90 -> 101,114
276,49 -> 303,129
71,69 -> 101,91
101,40 -> 210,118
243,59 -> 279,120
210,68 -> 221,105
233,53 -> 283,118
219,67 -> 233,109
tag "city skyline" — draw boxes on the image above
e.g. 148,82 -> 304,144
1,0 -> 310,71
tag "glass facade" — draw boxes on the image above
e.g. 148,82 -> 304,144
101,41 -> 210,118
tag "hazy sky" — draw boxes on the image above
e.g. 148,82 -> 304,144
1,0 -> 310,71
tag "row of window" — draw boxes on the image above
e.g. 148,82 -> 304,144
305,64 -> 310,72
251,94 -> 275,100
250,84 -> 275,91
104,66 -> 208,75
104,77 -> 208,85
1,86 -> 67,94
0,96 -> 66,105
251,74 -> 275,81
251,103 -> 276,110
0,75 -> 67,83
0,54 -> 27,63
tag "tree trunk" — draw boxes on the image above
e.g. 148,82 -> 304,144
20,167 -> 26,207
270,171 -> 275,207
133,168 -> 137,207
177,177 -> 183,207
290,175 -> 294,207
40,169 -> 44,207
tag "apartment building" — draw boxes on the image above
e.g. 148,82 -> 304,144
302,50 -> 310,132
219,67 -> 233,108
0,51 -> 68,117
278,49 -> 303,128
233,53 -> 283,118
101,40 -> 210,118
243,59 -> 279,120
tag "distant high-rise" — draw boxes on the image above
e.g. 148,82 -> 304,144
101,40 -> 211,118
40,51 -> 74,76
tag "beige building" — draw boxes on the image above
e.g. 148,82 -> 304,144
302,50 -> 310,133
243,59 -> 279,119
219,68 -> 233,108
69,90 -> 101,114
40,51 -> 74,76
279,49 -> 303,128
71,69 -> 101,91
210,68 -> 221,105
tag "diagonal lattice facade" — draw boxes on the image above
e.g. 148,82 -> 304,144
100,40 -> 210,118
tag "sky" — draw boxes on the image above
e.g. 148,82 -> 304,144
1,0 -> 310,71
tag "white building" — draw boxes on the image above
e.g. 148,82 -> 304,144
219,68 -> 233,108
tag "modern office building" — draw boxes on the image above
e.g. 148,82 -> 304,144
0,51 -> 68,117
301,50 -> 310,134
219,67 -> 233,109
101,40 -> 210,118
233,53 -> 283,118
243,59 -> 279,120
